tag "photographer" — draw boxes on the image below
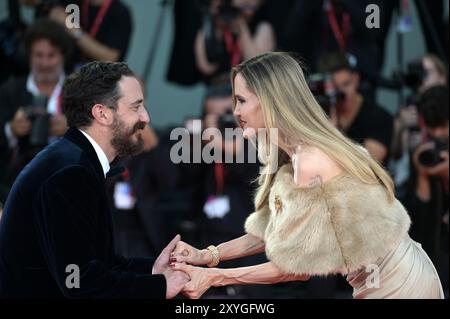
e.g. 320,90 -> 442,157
194,0 -> 275,83
407,85 -> 449,292
284,0 -> 394,94
390,54 -> 447,194
0,18 -> 72,201
49,0 -> 132,64
318,51 -> 394,165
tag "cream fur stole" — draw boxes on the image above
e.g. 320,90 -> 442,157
245,164 -> 411,276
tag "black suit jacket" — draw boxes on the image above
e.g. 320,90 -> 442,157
0,128 -> 166,298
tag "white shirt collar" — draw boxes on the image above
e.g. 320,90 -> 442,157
26,73 -> 65,114
78,129 -> 110,177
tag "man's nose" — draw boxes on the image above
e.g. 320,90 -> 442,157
40,57 -> 53,68
140,108 -> 150,124
33,59 -> 46,69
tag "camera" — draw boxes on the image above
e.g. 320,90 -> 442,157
308,73 -> 345,115
395,60 -> 427,91
417,138 -> 448,167
23,94 -> 50,147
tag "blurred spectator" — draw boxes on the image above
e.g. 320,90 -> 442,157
284,0 -> 396,96
390,55 -> 448,155
419,54 -> 449,93
49,0 -> 132,65
168,0 -> 288,86
390,54 -> 447,195
0,0 -> 79,83
284,0 -> 448,94
202,85 -> 234,130
0,18 -> 73,202
407,85 -> 448,292
194,0 -> 275,83
319,51 -> 394,165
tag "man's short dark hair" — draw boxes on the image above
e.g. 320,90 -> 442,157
24,18 -> 73,59
318,52 -> 355,74
418,85 -> 449,128
62,61 -> 135,128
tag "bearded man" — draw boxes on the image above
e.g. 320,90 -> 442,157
0,61 -> 189,298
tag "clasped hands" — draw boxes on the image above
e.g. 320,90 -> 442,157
168,239 -> 218,299
156,235 -> 309,299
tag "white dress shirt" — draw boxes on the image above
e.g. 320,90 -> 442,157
79,129 -> 110,177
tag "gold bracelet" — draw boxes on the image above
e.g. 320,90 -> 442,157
206,245 -> 220,267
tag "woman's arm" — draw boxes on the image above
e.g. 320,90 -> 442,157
216,233 -> 265,262
172,261 -> 309,299
49,6 -> 121,62
172,234 -> 265,265
364,138 -> 388,163
73,33 -> 121,62
210,261 -> 308,286
194,30 -> 219,75
238,21 -> 276,60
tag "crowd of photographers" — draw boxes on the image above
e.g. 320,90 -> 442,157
0,0 -> 448,298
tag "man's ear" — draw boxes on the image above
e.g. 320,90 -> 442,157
91,104 -> 113,126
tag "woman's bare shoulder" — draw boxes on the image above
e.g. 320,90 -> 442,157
292,145 -> 344,188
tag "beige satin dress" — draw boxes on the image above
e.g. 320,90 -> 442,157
347,235 -> 444,299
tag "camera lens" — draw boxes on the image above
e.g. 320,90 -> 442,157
418,139 -> 448,167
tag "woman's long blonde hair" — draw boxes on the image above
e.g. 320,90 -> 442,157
231,52 -> 395,210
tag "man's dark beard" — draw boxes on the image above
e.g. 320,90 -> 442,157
111,115 -> 146,158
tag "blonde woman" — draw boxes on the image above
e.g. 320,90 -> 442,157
170,52 -> 444,299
